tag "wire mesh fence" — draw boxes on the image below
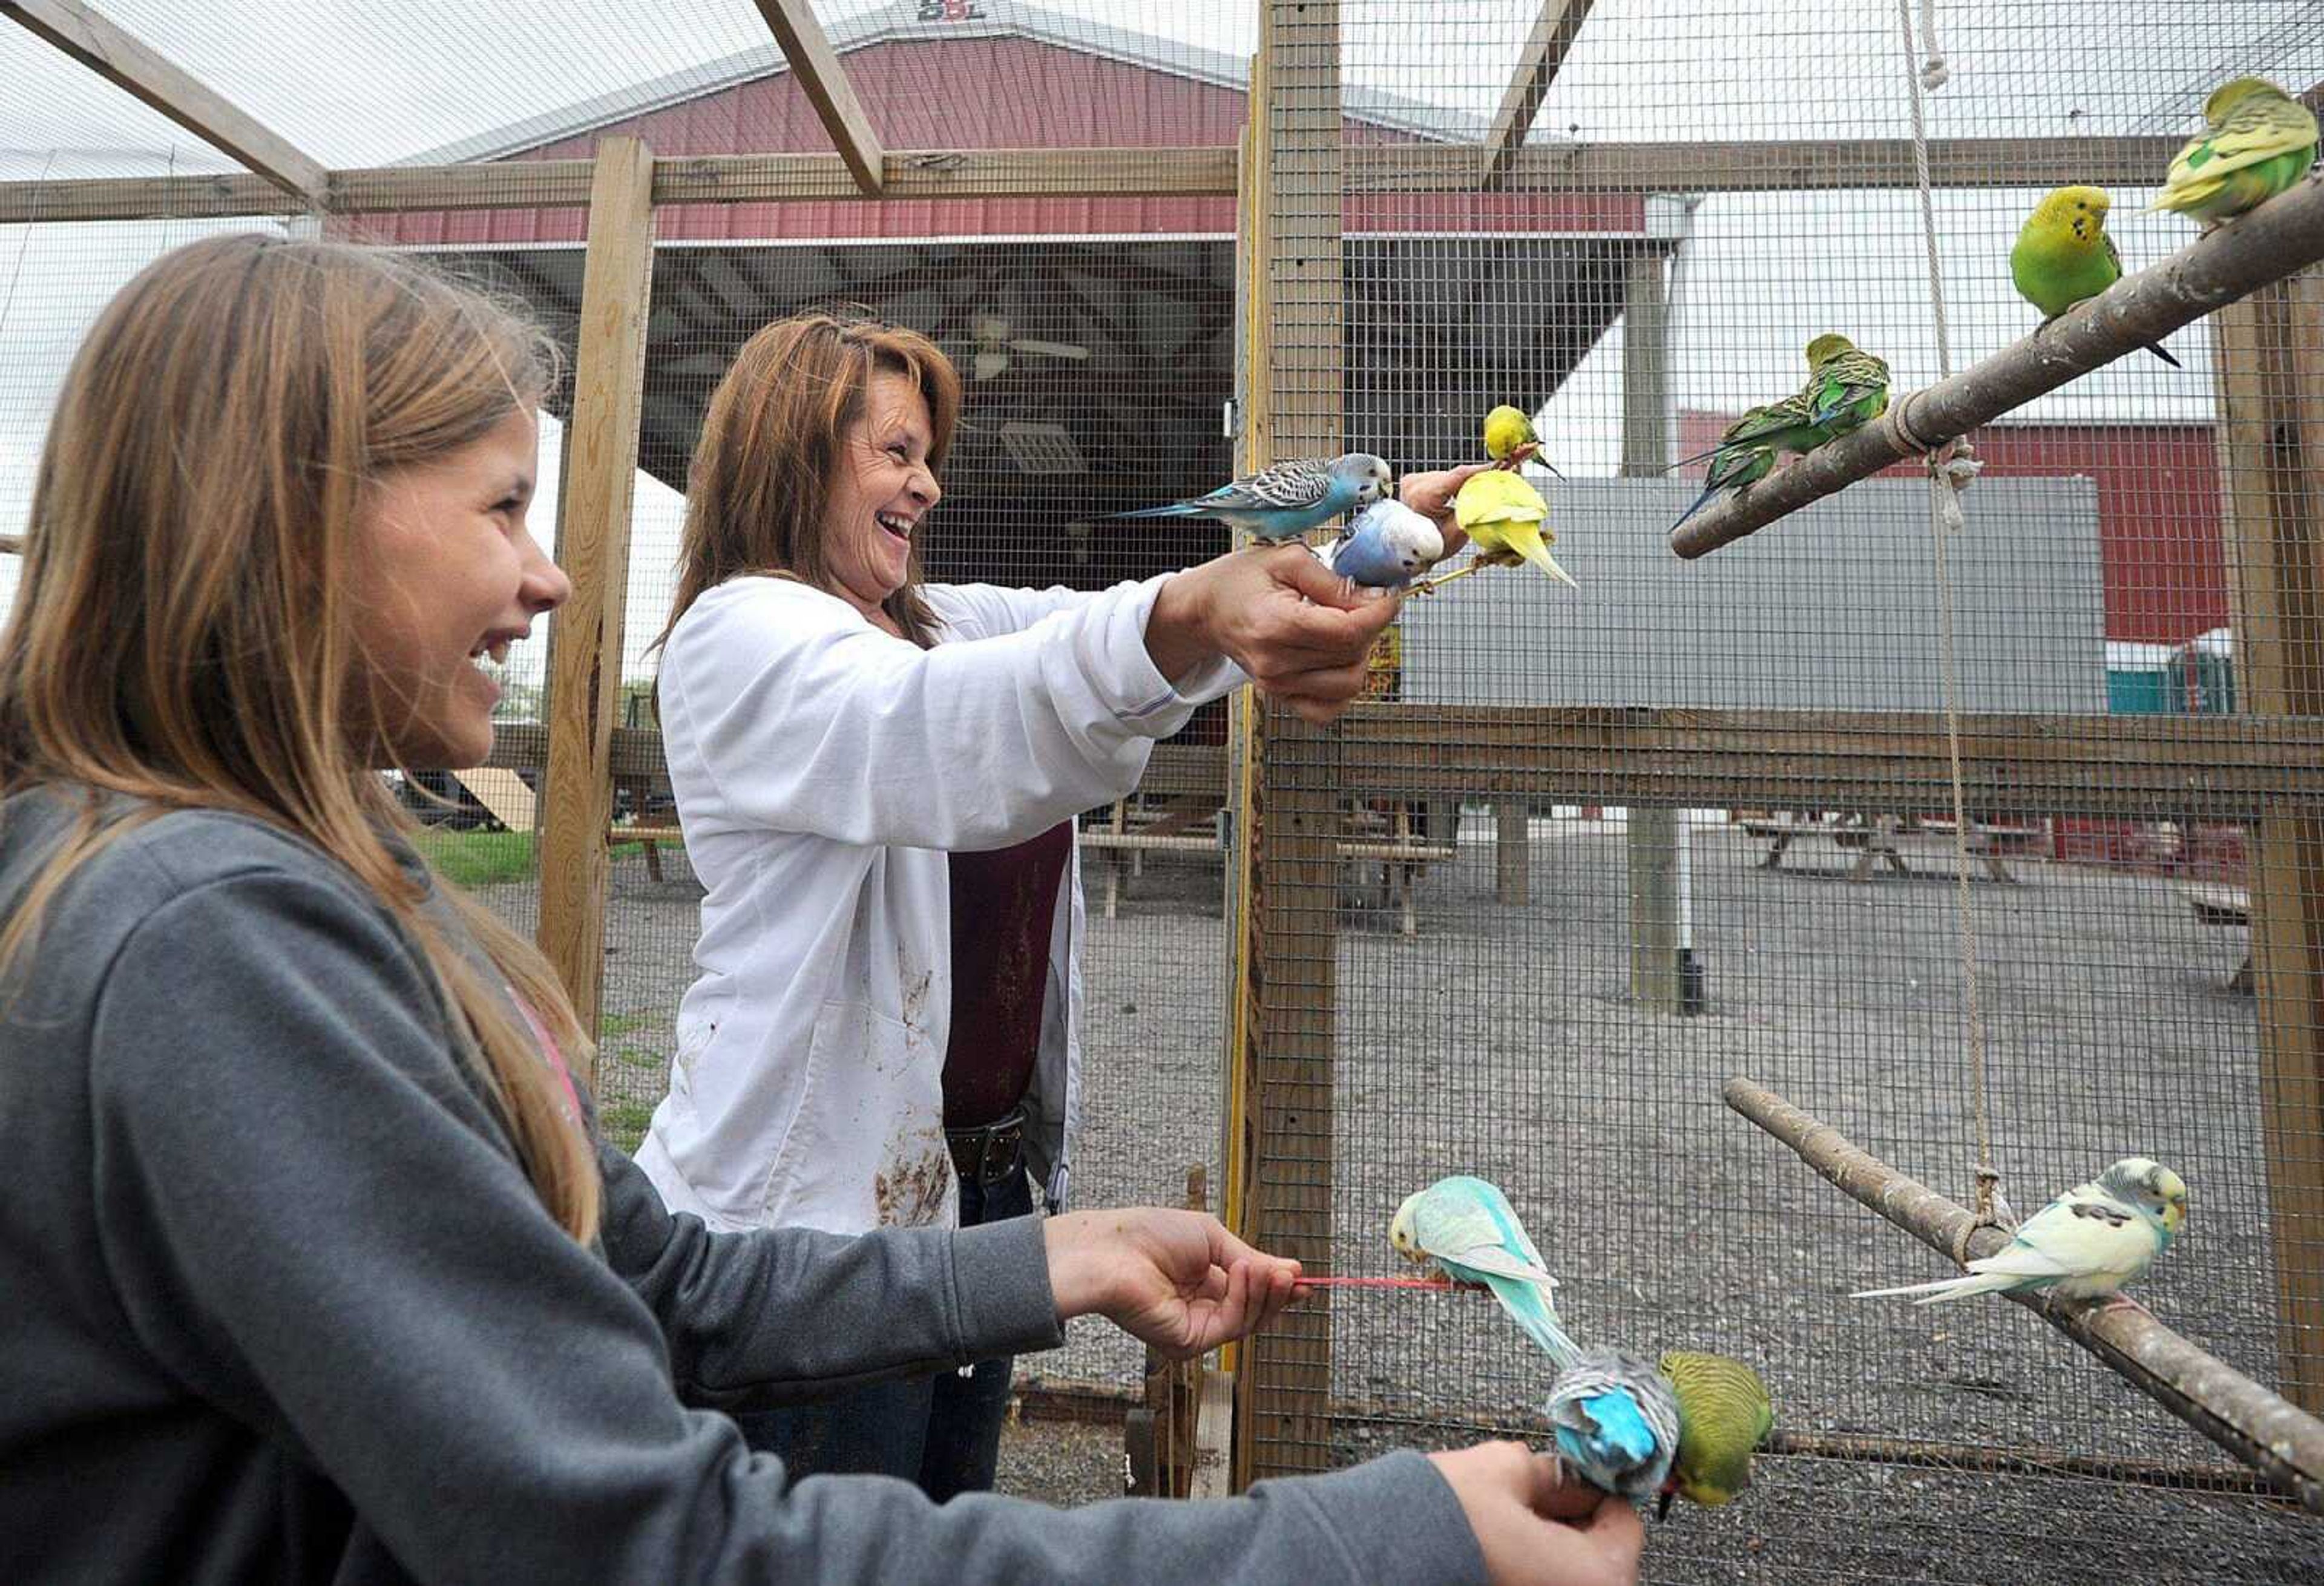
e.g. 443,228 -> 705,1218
4,0 -> 2323,1579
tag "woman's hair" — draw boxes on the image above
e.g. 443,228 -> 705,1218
0,232 -> 600,1242
660,310 -> 961,649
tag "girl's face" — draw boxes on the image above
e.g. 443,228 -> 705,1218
824,369 -> 941,624
349,407 -> 570,769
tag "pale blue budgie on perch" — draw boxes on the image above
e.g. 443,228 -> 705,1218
1389,1175 -> 1581,1363
1853,1156 -> 2188,1309
1116,452 -> 1393,542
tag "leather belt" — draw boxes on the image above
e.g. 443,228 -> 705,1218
944,1107 -> 1027,1188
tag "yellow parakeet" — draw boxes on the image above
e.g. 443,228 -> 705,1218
2152,77 -> 2319,225
1482,404 -> 1541,469
1453,469 -> 1575,588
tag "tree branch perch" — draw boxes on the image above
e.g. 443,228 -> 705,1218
1671,176 -> 2324,559
1724,1076 -> 2324,1513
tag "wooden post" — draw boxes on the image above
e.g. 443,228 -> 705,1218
536,137 -> 655,1034
1622,247 -> 1684,1012
1494,801 -> 1530,905
2216,269 -> 2324,1412
1227,0 -> 1342,1489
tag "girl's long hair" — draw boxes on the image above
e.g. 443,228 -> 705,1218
0,233 -> 600,1241
659,310 -> 960,649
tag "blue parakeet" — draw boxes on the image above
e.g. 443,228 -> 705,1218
1853,1156 -> 2187,1306
1390,1175 -> 1580,1363
1329,498 -> 1444,589
1546,1349 -> 1682,1502
1117,453 -> 1392,541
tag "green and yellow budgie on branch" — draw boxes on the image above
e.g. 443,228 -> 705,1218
2152,77 -> 2319,226
2011,186 -> 2183,367
1800,333 -> 1891,438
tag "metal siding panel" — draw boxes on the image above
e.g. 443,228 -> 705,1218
1404,477 -> 2110,713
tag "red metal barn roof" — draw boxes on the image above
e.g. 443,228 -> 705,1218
367,30 -> 1645,247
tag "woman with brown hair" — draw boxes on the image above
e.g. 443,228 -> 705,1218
636,310 -> 1482,1495
0,232 -> 1643,1586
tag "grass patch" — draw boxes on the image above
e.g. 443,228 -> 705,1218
600,1011 -> 652,1041
597,1101 -> 655,1155
415,828 -> 536,888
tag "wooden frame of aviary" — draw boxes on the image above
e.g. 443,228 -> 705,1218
7,0 -> 2323,1474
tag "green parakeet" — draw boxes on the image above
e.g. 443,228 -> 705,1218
1800,334 -> 1890,437
1656,1350 -> 1776,1518
1853,1156 -> 2187,1307
1390,1175 -> 1581,1362
2011,185 -> 2182,367
2152,77 -> 2319,226
1670,394 -> 1823,528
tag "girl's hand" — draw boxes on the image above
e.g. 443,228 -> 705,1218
1043,1207 -> 1304,1358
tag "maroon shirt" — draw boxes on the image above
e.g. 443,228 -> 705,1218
941,821 -> 1074,1127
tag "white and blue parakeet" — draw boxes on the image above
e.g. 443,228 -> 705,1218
1390,1175 -> 1580,1363
1546,1349 -> 1683,1502
1330,497 -> 1444,589
1117,452 -> 1393,542
1853,1156 -> 2188,1306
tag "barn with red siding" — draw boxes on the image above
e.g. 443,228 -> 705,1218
358,0 -> 1667,592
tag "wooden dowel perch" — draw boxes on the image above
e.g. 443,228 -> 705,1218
1724,1076 -> 2324,1514
1671,175 -> 2324,560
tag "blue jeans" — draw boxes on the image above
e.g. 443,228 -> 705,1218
734,1168 -> 1036,1501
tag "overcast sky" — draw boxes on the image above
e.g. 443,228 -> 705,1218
3,1 -> 2317,683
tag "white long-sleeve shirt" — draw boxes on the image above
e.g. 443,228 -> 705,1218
635,572 -> 1239,1234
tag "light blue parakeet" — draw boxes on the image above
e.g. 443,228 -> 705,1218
1330,497 -> 1444,589
1117,453 -> 1393,542
1390,1175 -> 1581,1363
1853,1156 -> 2187,1306
1546,1349 -> 1683,1503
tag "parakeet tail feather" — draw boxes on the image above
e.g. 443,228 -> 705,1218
1850,1271 -> 2017,1305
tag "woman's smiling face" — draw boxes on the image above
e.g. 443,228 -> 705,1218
824,368 -> 941,626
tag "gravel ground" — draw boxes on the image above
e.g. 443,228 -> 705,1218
488,814 -> 2323,1579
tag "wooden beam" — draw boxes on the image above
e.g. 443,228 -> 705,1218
1672,175 -> 2324,559
0,146 -> 1239,224
1356,136 -> 2182,195
0,131 -> 2195,226
1230,0 -> 1344,1492
1728,1078 -> 2324,1513
750,0 -> 884,195
488,709 -> 2324,822
2,0 -> 326,203
534,137 -> 654,1034
1334,705 -> 2324,818
1480,1 -> 1595,190
2216,268 -> 2324,1412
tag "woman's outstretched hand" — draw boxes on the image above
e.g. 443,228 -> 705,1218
1147,543 -> 1401,723
1043,1208 -> 1304,1359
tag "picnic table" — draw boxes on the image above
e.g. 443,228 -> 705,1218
1739,813 -> 2045,883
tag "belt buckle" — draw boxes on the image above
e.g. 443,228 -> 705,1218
980,1119 -> 1022,1185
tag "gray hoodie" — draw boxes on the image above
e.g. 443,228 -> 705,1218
0,791 -> 1483,1586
